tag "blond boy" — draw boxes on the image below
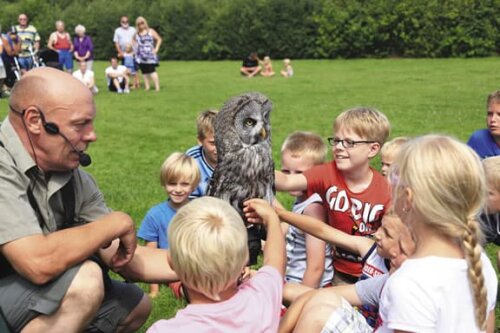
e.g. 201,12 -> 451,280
276,107 -> 391,284
280,132 -> 333,301
137,152 -> 200,297
380,136 -> 408,177
482,156 -> 500,270
186,109 -> 218,197
147,198 -> 285,333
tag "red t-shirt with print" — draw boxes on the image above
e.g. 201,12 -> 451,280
304,161 -> 391,277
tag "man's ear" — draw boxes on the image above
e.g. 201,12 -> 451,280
24,107 -> 43,134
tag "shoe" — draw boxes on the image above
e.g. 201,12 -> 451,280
123,88 -> 130,94
117,89 -> 123,94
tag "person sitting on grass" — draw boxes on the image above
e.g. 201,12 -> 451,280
240,52 -> 261,78
278,208 -> 407,328
278,211 -> 415,333
137,152 -> 200,298
467,90 -> 500,158
481,156 -> 500,271
186,109 -> 218,198
279,131 -> 333,303
105,56 -> 130,94
147,197 -> 285,333
260,56 -> 275,77
72,61 -> 98,94
379,136 -> 408,177
280,58 -> 294,78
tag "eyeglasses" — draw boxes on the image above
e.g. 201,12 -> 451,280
121,21 -> 128,24
327,137 -> 376,149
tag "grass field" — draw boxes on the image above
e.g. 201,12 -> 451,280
0,58 -> 499,331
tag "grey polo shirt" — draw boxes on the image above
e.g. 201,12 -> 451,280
0,118 -> 111,248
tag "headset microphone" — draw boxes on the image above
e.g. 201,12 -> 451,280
40,112 -> 92,167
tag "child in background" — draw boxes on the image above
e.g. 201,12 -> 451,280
275,107 -> 391,285
379,136 -> 408,177
260,56 -> 275,77
481,156 -> 500,270
123,43 -> 139,89
137,152 -> 200,298
379,135 -> 497,332
147,197 -> 285,333
280,131 -> 333,302
186,109 -> 218,198
280,58 -> 294,78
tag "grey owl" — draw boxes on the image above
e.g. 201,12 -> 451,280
207,92 -> 275,220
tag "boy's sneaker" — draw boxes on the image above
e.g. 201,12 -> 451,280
123,88 -> 130,94
117,89 -> 123,94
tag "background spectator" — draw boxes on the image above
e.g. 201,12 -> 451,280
134,16 -> 162,92
73,24 -> 94,70
113,16 -> 136,62
47,20 -> 74,73
15,13 -> 40,74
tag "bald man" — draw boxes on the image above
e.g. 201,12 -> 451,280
0,68 -> 176,332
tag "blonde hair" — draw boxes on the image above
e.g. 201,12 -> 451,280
196,109 -> 218,139
159,152 -> 200,188
334,107 -> 390,144
380,136 -> 408,158
483,156 -> 500,193
281,131 -> 327,165
168,197 -> 248,300
283,58 -> 291,65
392,135 -> 487,330
135,16 -> 150,31
486,90 -> 500,108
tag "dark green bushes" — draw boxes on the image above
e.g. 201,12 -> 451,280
0,0 -> 499,59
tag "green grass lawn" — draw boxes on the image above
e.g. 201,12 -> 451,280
0,58 -> 499,331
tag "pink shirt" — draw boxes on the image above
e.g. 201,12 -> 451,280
147,266 -> 283,333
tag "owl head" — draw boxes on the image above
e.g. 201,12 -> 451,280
215,92 -> 272,156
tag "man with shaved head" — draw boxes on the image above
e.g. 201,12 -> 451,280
0,68 -> 176,332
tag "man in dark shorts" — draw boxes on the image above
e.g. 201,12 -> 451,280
240,52 -> 261,78
0,67 -> 176,332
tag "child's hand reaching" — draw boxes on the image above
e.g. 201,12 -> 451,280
243,198 -> 279,226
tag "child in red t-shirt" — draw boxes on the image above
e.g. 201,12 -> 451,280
275,107 -> 391,284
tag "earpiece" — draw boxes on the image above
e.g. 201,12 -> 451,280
38,111 -> 60,135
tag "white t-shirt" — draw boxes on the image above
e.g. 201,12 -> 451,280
105,65 -> 127,85
377,253 -> 497,333
72,70 -> 97,93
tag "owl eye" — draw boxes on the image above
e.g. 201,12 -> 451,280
244,118 -> 257,127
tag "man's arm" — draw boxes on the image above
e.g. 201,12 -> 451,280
99,242 -> 178,283
1,211 -> 136,285
47,33 -> 56,51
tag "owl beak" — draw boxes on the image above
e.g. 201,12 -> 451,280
260,128 -> 267,140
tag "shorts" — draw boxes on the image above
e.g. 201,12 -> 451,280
108,79 -> 126,92
17,56 -> 33,70
139,63 -> 157,74
0,262 -> 144,333
321,297 -> 372,333
57,49 -> 73,70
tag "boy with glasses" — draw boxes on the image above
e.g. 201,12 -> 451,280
275,107 -> 391,285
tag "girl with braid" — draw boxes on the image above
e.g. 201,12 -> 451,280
378,135 -> 497,333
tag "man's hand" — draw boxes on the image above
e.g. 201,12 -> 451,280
109,227 -> 137,271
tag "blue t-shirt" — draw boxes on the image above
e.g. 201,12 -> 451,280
137,200 -> 177,249
186,145 -> 214,198
467,129 -> 500,159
